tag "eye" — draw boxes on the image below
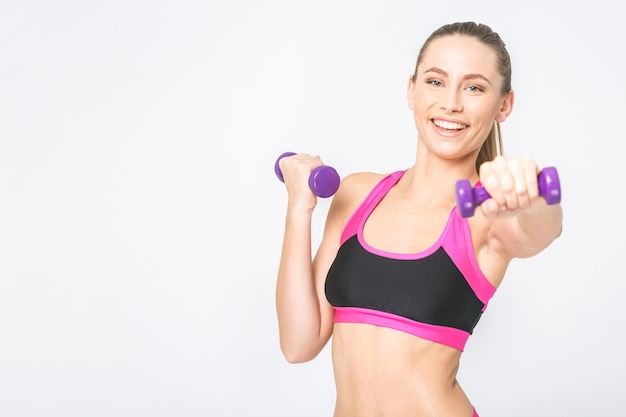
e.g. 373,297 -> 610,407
467,85 -> 484,93
426,78 -> 443,87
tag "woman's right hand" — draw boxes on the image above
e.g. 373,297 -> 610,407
278,153 -> 325,212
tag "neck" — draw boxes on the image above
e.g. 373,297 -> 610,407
397,152 -> 478,206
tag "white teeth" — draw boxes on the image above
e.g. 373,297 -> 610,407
434,120 -> 467,130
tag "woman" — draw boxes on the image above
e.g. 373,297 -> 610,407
275,21 -> 563,417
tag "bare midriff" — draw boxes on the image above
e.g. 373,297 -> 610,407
331,323 -> 476,417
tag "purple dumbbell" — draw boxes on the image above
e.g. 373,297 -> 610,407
455,166 -> 561,218
274,151 -> 340,198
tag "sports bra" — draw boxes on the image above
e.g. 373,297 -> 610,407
324,170 -> 496,351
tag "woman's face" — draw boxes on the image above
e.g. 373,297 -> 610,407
408,34 -> 513,161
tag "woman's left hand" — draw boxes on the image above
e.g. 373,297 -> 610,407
478,156 -> 542,218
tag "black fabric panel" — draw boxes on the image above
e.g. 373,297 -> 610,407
325,235 -> 484,333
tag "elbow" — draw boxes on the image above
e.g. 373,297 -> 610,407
280,345 -> 318,364
279,339 -> 320,364
283,352 -> 312,364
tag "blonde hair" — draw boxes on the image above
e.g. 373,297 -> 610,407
412,22 -> 511,172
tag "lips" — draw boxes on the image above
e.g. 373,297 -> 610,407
432,119 -> 467,130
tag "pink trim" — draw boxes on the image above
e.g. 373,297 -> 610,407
333,307 -> 470,351
358,207 -> 454,260
340,171 -> 406,245
333,172 -> 498,351
441,208 -> 496,306
341,170 -> 496,304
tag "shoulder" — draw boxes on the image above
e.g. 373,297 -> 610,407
335,171 -> 392,208
339,171 -> 389,196
324,171 -> 390,231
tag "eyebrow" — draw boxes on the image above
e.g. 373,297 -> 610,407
422,67 -> 493,86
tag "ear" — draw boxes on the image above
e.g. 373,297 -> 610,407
496,89 -> 515,123
407,76 -> 416,111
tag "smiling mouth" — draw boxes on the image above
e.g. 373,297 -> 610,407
433,119 -> 467,130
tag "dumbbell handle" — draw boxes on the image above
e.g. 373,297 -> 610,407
274,152 -> 340,198
455,166 -> 561,218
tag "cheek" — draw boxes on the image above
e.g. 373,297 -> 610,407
468,101 -> 500,122
413,91 -> 437,115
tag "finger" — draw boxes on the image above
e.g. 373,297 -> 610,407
524,161 -> 540,203
498,168 -> 519,211
479,198 -> 501,218
484,156 -> 516,211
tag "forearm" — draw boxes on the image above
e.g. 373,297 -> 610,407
512,201 -> 563,257
275,206 -> 326,362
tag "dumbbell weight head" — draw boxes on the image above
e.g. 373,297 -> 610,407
537,166 -> 561,205
455,179 -> 478,218
455,166 -> 561,218
274,151 -> 296,183
308,165 -> 340,198
274,151 -> 340,198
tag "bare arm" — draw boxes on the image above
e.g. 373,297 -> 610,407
275,154 -> 348,363
494,199 -> 563,258
479,156 -> 563,259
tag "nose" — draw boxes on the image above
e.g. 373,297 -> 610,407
441,102 -> 463,112
441,92 -> 463,112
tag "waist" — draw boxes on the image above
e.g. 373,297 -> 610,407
331,322 -> 471,416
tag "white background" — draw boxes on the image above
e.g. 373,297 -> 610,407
1,1 -> 624,416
